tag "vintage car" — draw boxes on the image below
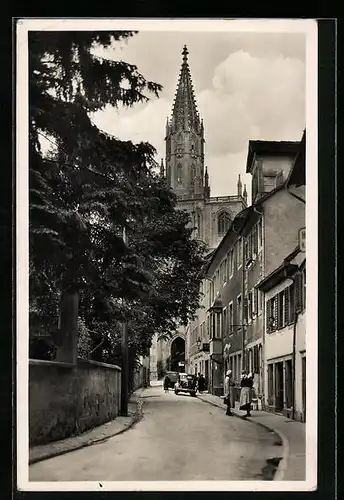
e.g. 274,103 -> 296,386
164,371 -> 179,389
174,373 -> 197,397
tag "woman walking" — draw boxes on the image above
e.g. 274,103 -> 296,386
239,371 -> 253,417
224,370 -> 234,416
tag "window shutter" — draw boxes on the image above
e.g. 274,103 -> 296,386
277,292 -> 282,329
266,299 -> 271,332
295,272 -> 301,313
284,287 -> 290,325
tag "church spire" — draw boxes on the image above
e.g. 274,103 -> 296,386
243,184 -> 248,203
171,45 -> 200,131
237,174 -> 242,197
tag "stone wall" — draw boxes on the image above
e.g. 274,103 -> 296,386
29,358 -> 121,446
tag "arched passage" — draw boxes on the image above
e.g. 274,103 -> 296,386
170,336 -> 186,372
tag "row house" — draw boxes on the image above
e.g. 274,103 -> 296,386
205,228 -> 244,396
187,131 -> 306,420
257,130 -> 306,421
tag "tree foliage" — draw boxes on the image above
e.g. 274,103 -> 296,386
29,30 -> 206,364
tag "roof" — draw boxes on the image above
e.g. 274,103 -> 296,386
286,129 -> 306,188
246,140 -> 301,174
257,246 -> 300,292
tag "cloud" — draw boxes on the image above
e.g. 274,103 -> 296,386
91,32 -> 306,204
197,50 -> 305,156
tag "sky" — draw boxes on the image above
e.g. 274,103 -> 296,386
91,29 -> 306,203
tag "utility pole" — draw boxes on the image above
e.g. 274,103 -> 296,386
120,225 -> 129,416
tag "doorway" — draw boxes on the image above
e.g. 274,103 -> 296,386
275,362 -> 284,412
205,360 -> 209,390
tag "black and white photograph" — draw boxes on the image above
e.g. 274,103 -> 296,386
16,18 -> 318,491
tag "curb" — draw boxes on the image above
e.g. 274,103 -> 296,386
29,390 -> 145,465
197,394 -> 289,481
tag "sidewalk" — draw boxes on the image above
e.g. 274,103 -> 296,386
29,388 -> 145,465
197,392 -> 305,481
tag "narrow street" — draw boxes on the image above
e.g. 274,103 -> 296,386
30,385 -> 279,481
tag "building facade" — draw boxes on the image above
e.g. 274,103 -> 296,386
186,132 -> 305,422
257,131 -> 306,421
151,46 -> 247,377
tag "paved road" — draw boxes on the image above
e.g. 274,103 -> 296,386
30,385 -> 278,481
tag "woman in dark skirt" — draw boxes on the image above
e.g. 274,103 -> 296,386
239,372 -> 253,417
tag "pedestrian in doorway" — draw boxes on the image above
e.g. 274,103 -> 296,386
197,374 -> 206,393
239,371 -> 253,417
224,370 -> 234,416
163,375 -> 170,393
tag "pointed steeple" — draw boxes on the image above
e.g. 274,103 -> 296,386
160,158 -> 165,177
204,166 -> 209,187
237,174 -> 242,197
204,165 -> 210,199
171,46 -> 200,131
243,184 -> 248,203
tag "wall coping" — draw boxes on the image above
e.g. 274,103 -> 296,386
29,357 -> 121,371
29,359 -> 75,369
77,357 -> 121,371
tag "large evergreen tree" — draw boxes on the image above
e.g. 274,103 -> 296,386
29,31 -> 206,362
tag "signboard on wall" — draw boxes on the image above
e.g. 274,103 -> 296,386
299,227 -> 306,252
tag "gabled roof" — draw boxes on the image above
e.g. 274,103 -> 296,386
246,140 -> 300,174
286,129 -> 306,188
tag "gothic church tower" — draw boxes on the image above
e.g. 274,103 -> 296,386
165,46 -> 208,200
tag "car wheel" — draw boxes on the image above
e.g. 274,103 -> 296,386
190,391 -> 196,397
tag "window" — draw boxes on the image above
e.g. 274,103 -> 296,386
253,225 -> 258,255
237,294 -> 242,327
244,239 -> 249,262
254,287 -> 262,315
237,238 -> 242,269
266,296 -> 277,332
177,164 -> 183,184
258,218 -> 263,250
210,280 -> 214,305
217,212 -> 231,236
223,307 -> 227,335
223,259 -> 227,284
228,302 -> 233,332
248,290 -> 253,321
229,249 -> 234,277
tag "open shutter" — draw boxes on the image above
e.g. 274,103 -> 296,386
295,272 -> 302,313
